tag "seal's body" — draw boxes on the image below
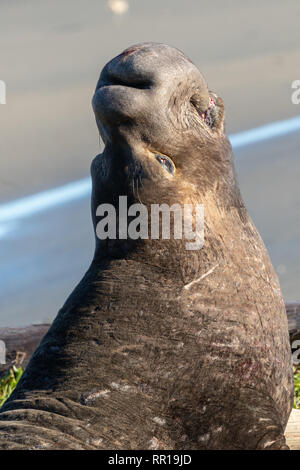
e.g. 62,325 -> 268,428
0,43 -> 293,450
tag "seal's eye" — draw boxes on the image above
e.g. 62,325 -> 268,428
155,154 -> 175,175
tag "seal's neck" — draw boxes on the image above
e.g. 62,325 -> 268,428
90,140 -> 247,282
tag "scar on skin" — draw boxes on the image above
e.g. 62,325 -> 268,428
83,390 -> 111,404
184,264 -> 220,290
148,436 -> 161,449
111,344 -> 144,354
198,433 -> 210,442
214,426 -> 223,433
87,438 -> 103,447
263,440 -> 276,448
153,417 -> 166,426
110,382 -> 135,392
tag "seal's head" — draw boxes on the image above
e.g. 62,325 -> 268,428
92,43 -> 226,171
91,42 -> 238,233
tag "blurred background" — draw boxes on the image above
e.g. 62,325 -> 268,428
0,0 -> 299,326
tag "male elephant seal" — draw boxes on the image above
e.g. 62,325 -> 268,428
0,43 -> 293,450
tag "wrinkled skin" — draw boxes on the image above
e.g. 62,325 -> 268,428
0,43 -> 293,450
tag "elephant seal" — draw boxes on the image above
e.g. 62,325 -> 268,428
0,43 -> 293,450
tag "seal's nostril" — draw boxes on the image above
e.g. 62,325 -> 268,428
97,73 -> 151,91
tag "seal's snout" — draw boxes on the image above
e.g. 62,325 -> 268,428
95,43 -> 158,93
92,42 -> 224,146
92,44 -> 159,133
